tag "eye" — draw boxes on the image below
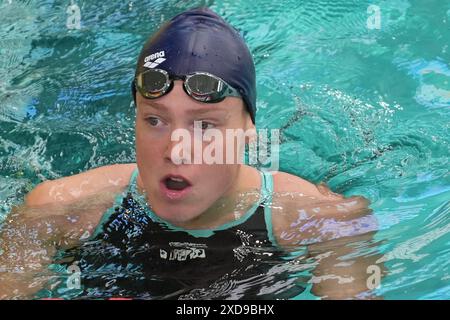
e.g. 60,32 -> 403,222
202,122 -> 214,130
145,116 -> 163,127
195,121 -> 215,130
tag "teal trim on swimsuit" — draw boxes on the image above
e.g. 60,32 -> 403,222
92,167 -> 279,241
89,168 -> 140,240
90,192 -> 126,240
261,171 -> 280,248
127,168 -> 139,193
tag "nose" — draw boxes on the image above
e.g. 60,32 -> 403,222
163,126 -> 192,165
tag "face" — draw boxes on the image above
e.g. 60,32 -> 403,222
135,80 -> 254,224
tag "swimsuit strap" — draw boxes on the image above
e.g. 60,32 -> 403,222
259,170 -> 279,248
259,170 -> 274,206
89,167 -> 140,240
127,167 -> 139,194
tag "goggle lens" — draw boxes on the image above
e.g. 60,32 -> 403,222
137,70 -> 168,98
186,74 -> 223,96
135,69 -> 239,103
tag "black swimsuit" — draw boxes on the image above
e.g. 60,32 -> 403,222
56,169 -> 305,299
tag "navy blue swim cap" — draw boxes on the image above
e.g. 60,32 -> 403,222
132,7 -> 257,124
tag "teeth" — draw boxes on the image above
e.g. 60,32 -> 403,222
170,177 -> 184,182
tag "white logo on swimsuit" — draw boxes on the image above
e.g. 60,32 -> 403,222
143,50 -> 166,68
160,242 -> 207,261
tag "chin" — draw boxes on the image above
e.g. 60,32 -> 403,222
152,202 -> 205,224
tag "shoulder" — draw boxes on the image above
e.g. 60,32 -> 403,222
271,171 -> 343,201
267,171 -> 372,247
268,171 -> 370,217
25,163 -> 137,207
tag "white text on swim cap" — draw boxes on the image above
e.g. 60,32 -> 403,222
143,50 -> 166,68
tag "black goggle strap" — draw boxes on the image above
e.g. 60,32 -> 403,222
131,79 -> 137,105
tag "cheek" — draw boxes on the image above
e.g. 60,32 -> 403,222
135,124 -> 163,161
198,164 -> 238,192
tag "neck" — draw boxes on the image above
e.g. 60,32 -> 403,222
135,165 -> 262,229
173,165 -> 261,229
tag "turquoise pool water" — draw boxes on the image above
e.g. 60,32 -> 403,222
0,0 -> 449,299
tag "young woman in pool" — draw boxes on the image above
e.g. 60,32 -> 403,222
0,7 -> 381,299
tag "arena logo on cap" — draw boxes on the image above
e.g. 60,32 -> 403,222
143,50 -> 166,68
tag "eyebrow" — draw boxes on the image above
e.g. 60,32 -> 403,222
141,101 -> 229,115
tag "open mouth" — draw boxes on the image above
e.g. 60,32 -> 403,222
165,177 -> 190,190
162,175 -> 192,191
160,175 -> 193,201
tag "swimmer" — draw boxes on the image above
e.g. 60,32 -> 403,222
0,7 -> 382,299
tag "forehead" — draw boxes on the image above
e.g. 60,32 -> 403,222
137,92 -> 243,116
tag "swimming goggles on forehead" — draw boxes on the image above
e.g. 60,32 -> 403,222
134,68 -> 242,103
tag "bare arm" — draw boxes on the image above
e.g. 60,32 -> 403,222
0,186 -> 122,299
306,195 -> 385,299
273,187 -> 385,299
308,231 -> 385,299
0,204 -> 66,299
0,164 -> 134,299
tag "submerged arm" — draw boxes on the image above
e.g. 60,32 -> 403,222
0,186 -> 118,299
0,204 -> 65,299
274,190 -> 385,299
308,230 -> 384,299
